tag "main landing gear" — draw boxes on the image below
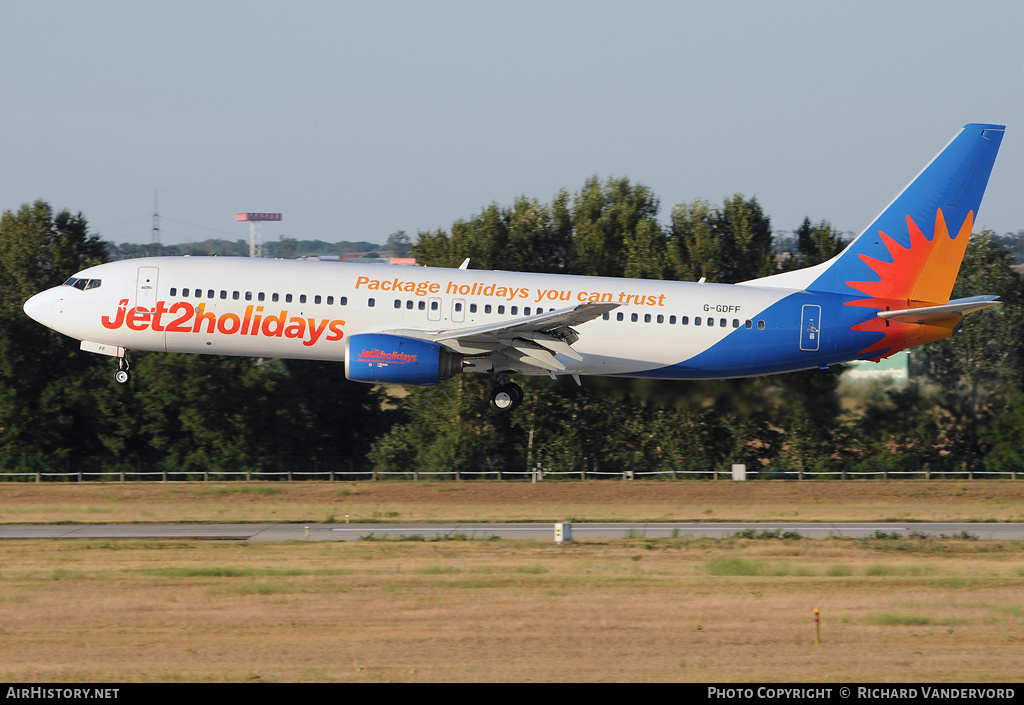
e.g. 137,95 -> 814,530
489,377 -> 523,413
114,353 -> 131,385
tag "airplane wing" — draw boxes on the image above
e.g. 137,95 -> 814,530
377,301 -> 619,372
435,301 -> 619,371
877,296 -> 1000,324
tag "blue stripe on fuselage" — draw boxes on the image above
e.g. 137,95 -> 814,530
618,290 -> 886,379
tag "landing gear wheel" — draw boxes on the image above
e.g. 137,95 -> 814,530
506,382 -> 523,407
114,353 -> 131,384
489,382 -> 523,413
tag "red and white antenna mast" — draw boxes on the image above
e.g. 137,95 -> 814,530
235,212 -> 281,258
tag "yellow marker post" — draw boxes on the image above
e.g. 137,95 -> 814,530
814,608 -> 821,645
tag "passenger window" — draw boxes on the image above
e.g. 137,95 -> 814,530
245,292 -> 253,301
220,290 -> 228,300
485,304 -> 492,314
732,319 -> 739,328
602,313 -> 609,320
406,300 -> 414,309
470,303 -> 477,313
368,298 -> 375,307
195,289 -> 202,299
745,320 -> 753,329
616,312 -> 624,321
669,315 -> 676,324
498,305 -> 505,314
207,290 -> 214,299
182,288 -> 190,297
644,314 -> 651,323
682,316 -> 689,325
232,291 -> 240,300
455,302 -> 463,312
631,313 -> 638,322
272,293 -> 279,302
259,292 -> 266,302
695,317 -> 701,326
314,295 -> 321,304
170,288 -> 177,297
394,299 -> 401,309
418,301 -> 425,310
299,295 -> 307,304
707,317 -> 714,326
430,301 -> 439,311
285,294 -> 293,303
510,306 -> 518,315
758,320 -> 766,330
524,307 -> 531,315
340,297 -> 348,305
327,296 -> 333,305
719,318 -> 726,327
657,314 -> 664,324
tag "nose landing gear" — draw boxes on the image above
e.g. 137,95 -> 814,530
114,353 -> 131,384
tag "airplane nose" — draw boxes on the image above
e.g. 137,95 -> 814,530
23,290 -> 53,326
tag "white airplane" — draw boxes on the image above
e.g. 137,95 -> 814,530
24,123 -> 1005,412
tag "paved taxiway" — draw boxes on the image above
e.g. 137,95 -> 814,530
1,522 -> 1022,541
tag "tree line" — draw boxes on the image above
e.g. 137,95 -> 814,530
1,183 -> 1022,480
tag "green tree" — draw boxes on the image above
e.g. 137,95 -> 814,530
368,376 -> 522,476
914,233 -> 1024,471
623,218 -> 667,280
667,195 -> 774,283
411,228 -> 458,268
850,382 -> 944,474
668,199 -> 720,282
978,388 -> 1024,473
0,201 -> 109,470
571,176 -> 660,277
386,230 -> 412,258
794,217 -> 846,267
716,195 -> 774,283
278,235 -> 298,259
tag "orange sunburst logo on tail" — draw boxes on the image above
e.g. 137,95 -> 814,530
844,208 -> 973,360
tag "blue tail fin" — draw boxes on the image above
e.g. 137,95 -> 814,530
747,123 -> 1004,304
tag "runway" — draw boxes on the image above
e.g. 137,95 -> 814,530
1,521 -> 1022,541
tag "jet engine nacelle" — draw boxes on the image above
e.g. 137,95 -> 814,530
345,333 -> 463,385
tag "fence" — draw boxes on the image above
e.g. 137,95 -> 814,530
0,463 -> 1018,482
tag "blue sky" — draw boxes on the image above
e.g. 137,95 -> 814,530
2,1 -> 1021,247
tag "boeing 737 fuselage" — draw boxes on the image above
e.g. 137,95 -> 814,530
23,124 -> 1006,411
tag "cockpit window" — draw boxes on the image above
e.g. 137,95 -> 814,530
63,277 -> 101,290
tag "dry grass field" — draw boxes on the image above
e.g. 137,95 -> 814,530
0,536 -> 1022,682
1,479 -> 1023,524
1,480 -> 1022,683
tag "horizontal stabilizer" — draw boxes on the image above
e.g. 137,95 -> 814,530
877,296 -> 1000,324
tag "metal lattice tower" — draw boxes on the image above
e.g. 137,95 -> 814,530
151,192 -> 161,245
